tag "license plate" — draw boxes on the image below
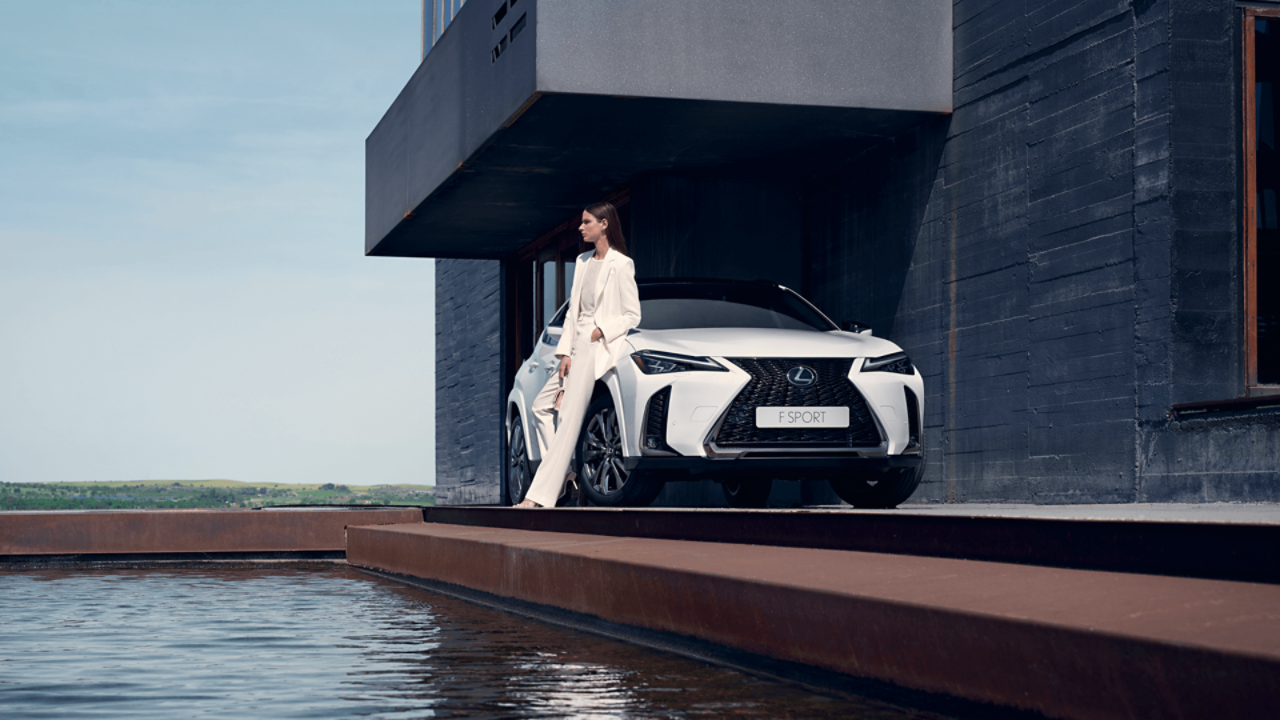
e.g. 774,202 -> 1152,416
755,407 -> 849,428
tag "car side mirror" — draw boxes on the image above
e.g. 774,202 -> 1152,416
841,320 -> 872,335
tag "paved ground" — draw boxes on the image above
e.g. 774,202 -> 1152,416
862,502 -> 1280,524
627,502 -> 1280,524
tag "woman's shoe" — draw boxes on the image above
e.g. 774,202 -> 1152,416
556,472 -> 578,505
515,499 -> 541,508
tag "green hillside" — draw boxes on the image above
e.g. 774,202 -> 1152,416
0,480 -> 435,511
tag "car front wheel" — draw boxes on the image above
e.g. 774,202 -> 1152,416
576,394 -> 665,507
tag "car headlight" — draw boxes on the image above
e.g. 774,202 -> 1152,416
863,352 -> 914,375
631,350 -> 727,374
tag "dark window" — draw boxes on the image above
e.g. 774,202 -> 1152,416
514,194 -> 627,362
492,2 -> 507,30
1246,10 -> 1280,390
562,249 -> 576,307
510,12 -> 527,42
637,283 -> 837,332
539,249 -> 556,334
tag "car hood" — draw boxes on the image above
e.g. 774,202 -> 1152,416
626,327 -> 904,359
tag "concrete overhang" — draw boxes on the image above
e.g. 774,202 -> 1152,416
366,0 -> 952,259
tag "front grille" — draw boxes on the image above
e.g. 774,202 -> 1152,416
715,358 -> 881,448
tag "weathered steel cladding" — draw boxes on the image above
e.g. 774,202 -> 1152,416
348,522 -> 1280,719
421,505 -> 1280,584
0,508 -> 422,558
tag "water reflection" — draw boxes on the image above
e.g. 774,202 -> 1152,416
0,567 -> 942,719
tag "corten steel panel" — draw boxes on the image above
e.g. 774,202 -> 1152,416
421,506 -> 1280,584
348,522 -> 1280,720
0,508 -> 422,557
365,0 -> 952,259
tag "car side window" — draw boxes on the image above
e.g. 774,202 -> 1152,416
547,302 -> 569,329
539,302 -> 570,347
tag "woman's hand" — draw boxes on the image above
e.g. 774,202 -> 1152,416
591,328 -> 604,342
558,355 -> 571,379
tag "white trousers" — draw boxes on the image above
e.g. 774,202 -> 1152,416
525,321 -> 599,507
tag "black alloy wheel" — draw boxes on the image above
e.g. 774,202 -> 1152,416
506,417 -> 532,505
721,478 -> 773,509
828,464 -> 923,509
576,393 -> 666,507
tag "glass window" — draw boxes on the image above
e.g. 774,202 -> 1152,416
530,261 -> 539,341
540,250 -> 556,336
426,0 -> 468,49
563,254 -> 576,306
637,283 -> 837,332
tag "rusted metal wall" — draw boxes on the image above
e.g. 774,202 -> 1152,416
0,508 -> 422,557
348,521 -> 1280,720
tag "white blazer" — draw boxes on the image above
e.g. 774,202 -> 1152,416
555,248 -> 642,380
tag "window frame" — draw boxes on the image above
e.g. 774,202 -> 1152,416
1243,7 -> 1280,396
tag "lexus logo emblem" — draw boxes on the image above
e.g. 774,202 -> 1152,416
786,366 -> 817,387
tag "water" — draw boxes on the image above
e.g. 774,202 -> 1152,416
0,567 -> 951,719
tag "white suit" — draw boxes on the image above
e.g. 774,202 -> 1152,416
525,248 -> 642,507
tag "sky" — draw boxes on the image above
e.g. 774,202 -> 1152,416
0,1 -> 436,486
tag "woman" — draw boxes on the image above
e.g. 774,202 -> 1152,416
517,202 -> 641,508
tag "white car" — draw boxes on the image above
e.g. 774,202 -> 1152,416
505,279 -> 925,508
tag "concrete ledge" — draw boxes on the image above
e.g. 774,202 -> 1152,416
348,522 -> 1280,719
0,508 -> 422,558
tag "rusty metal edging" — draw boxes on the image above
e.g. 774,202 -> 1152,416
0,508 -> 424,560
347,522 -> 1280,720
422,506 -> 1280,584
353,564 -> 1040,719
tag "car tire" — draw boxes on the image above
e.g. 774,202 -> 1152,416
576,393 -> 665,507
829,464 -> 923,509
506,416 -> 533,506
722,479 -> 772,509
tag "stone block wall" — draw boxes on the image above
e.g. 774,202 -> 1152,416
431,0 -> 1279,506
434,258 -> 503,505
802,0 -> 1278,503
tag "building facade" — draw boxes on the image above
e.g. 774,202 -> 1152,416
370,0 -> 1280,505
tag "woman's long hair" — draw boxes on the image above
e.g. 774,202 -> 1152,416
585,201 -> 628,256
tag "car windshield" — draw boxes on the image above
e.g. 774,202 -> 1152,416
637,283 -> 836,332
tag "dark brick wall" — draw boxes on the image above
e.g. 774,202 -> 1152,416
1168,0 -> 1243,404
435,258 -> 503,505
802,0 -> 1278,503
1136,0 -> 1280,501
431,0 -> 1279,505
630,175 -> 803,288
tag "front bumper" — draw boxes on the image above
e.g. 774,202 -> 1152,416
626,453 -> 923,482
